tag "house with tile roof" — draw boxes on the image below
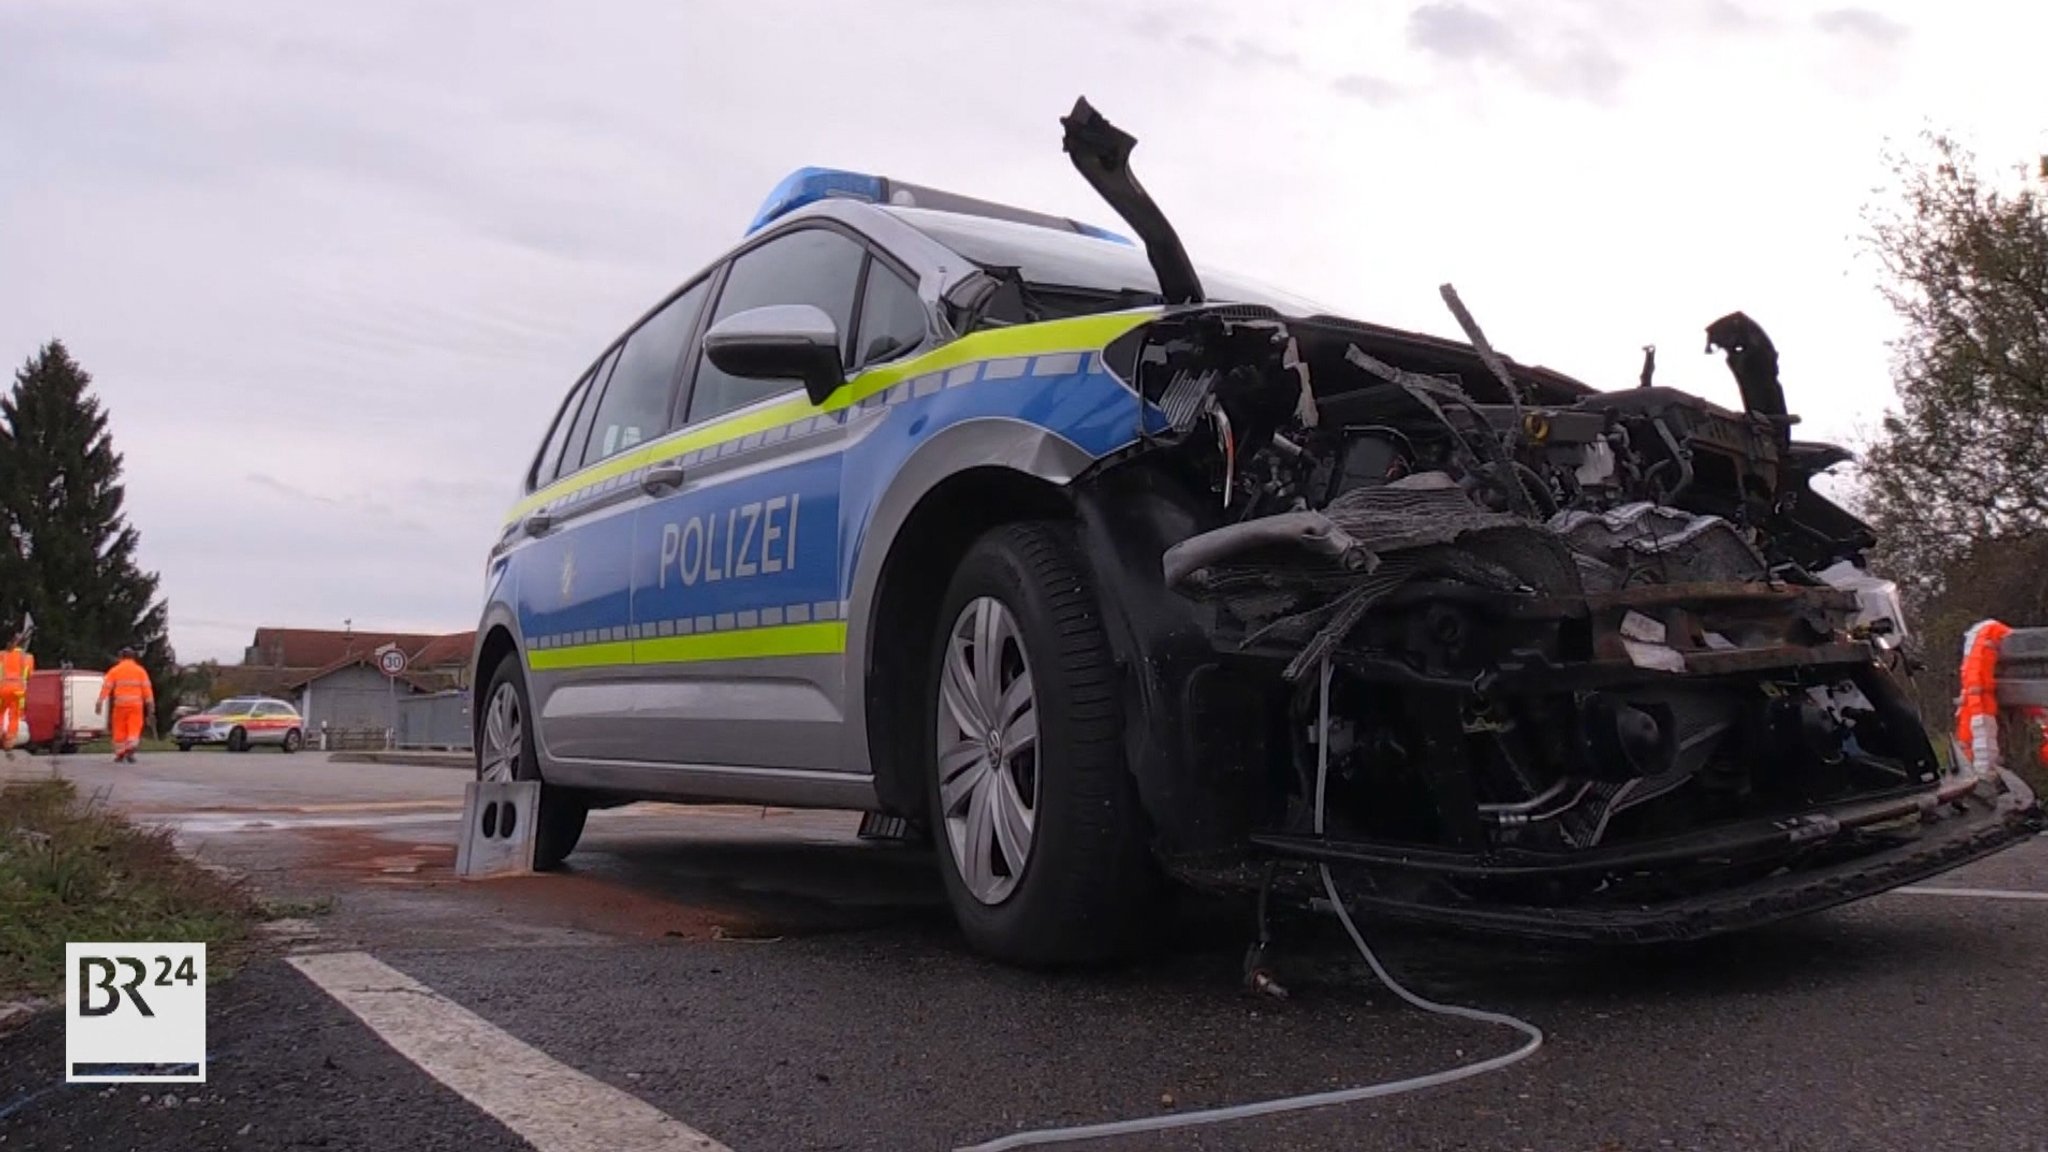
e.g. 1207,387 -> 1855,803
242,627 -> 446,672
222,626 -> 476,736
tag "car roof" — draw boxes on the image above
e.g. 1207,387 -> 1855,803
741,198 -> 979,294
743,198 -> 1333,322
879,205 -> 1334,316
744,165 -> 1134,245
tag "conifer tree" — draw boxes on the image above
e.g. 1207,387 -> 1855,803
0,341 -> 173,685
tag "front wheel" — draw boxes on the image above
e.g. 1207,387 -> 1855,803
227,727 -> 249,753
478,656 -> 587,870
924,520 -> 1161,967
176,742 -> 192,752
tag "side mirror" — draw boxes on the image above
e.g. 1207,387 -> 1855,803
703,304 -> 846,407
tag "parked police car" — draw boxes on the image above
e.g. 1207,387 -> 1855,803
472,100 -> 2039,966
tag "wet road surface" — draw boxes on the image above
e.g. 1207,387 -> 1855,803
4,751 -> 2045,1151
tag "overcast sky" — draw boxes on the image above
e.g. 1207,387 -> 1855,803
1,0 -> 2040,663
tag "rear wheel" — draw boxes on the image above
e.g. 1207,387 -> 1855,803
282,729 -> 302,754
924,520 -> 1160,966
478,656 -> 587,870
176,742 -> 192,753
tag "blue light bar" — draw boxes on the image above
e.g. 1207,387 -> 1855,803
1071,221 -> 1135,246
746,165 -> 1137,247
746,167 -> 887,235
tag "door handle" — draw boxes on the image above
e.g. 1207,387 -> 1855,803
641,461 -> 686,495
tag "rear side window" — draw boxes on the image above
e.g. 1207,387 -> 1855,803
579,280 -> 709,468
854,263 -> 926,369
687,228 -> 866,424
532,368 -> 597,489
560,346 -> 620,480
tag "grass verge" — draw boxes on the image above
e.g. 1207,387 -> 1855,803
0,776 -> 263,1002
70,737 -> 181,755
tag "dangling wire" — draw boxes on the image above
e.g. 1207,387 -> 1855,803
953,658 -> 1546,1152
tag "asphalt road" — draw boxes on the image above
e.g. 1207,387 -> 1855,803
4,750 -> 2047,1151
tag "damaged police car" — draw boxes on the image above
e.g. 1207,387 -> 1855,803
473,98 -> 2041,965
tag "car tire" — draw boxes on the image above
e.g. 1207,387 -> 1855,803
478,654 -> 587,871
227,727 -> 248,753
923,520 -> 1161,967
282,729 -> 302,754
176,742 -> 192,753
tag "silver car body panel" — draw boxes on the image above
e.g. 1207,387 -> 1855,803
836,417 -> 1100,776
478,198 -> 1160,810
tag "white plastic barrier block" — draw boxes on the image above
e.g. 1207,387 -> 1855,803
456,780 -> 539,879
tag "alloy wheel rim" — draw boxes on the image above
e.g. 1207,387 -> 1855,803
479,681 -> 522,783
934,596 -> 1040,905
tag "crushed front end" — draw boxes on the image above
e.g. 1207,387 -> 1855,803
1078,302 -> 2042,944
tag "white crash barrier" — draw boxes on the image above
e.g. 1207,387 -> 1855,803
455,780 -> 540,879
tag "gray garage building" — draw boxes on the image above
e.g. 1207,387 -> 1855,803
219,627 -> 476,744
293,659 -> 423,732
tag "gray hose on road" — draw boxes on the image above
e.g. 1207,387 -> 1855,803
952,660 -> 1545,1152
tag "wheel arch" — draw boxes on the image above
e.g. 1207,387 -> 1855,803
846,419 -> 1100,817
471,605 -> 522,729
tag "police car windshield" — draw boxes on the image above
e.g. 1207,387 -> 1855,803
885,206 -> 1331,316
211,698 -> 258,713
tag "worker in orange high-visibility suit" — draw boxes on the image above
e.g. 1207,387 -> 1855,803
0,633 -> 31,760
1955,619 -> 2048,775
96,647 -> 154,764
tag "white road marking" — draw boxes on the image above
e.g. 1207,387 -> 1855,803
289,951 -> 730,1152
1894,885 -> 2048,902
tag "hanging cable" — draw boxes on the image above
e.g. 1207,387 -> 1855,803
953,660 -> 1545,1152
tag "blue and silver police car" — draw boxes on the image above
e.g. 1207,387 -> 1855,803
474,100 -> 2040,965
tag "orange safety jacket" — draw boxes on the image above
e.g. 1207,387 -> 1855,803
0,647 -> 29,695
98,659 -> 154,710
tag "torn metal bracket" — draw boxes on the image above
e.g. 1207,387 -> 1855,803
1437,283 -> 1527,423
1704,310 -> 1789,420
1060,96 -> 1205,305
1343,346 -> 1479,461
1344,343 -> 1535,515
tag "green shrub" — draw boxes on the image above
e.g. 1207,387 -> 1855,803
0,777 -> 258,999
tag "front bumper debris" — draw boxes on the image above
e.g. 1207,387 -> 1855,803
1245,770 -> 2041,944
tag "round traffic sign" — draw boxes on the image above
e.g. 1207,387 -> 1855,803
377,648 -> 408,677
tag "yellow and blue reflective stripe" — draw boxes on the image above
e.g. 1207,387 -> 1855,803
504,309 -> 1157,527
526,597 -> 850,671
512,309 -> 1165,673
527,622 -> 847,672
